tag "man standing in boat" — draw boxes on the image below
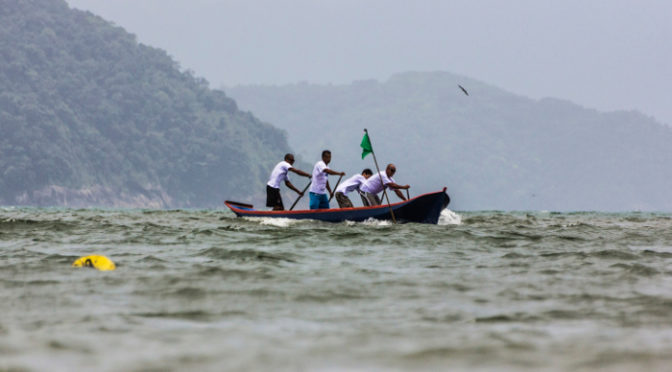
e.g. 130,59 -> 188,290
266,153 -> 311,210
309,150 -> 345,209
360,163 -> 410,206
334,168 -> 373,208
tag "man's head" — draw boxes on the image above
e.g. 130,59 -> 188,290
361,168 -> 373,179
321,150 -> 331,165
386,164 -> 397,177
284,153 -> 295,165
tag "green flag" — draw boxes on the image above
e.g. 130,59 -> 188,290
361,132 -> 373,159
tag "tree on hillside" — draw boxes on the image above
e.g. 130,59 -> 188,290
0,0 -> 293,207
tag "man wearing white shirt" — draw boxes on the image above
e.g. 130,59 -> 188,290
360,163 -> 410,206
266,153 -> 311,210
309,150 -> 345,209
334,169 -> 373,208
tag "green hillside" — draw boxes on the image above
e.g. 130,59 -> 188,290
227,72 -> 672,211
0,0 -> 294,207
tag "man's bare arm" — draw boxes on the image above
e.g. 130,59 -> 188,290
387,182 -> 410,190
324,169 -> 345,176
393,189 -> 406,200
285,180 -> 303,195
289,167 -> 311,178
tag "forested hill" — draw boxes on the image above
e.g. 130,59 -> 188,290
227,72 -> 672,211
0,0 -> 293,208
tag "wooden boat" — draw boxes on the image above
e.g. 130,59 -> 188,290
225,188 -> 450,224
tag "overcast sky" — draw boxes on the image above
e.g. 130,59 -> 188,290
67,0 -> 672,125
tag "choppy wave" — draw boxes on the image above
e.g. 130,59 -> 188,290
2,208 -> 672,371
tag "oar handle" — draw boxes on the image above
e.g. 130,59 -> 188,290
289,181 -> 311,211
328,174 -> 344,202
406,188 -> 410,200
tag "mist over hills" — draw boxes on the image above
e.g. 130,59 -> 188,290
3,0 -> 669,211
227,72 -> 672,211
0,0 -> 292,208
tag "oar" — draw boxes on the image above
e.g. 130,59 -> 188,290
405,188 -> 410,200
328,174 -> 344,202
289,181 -> 311,211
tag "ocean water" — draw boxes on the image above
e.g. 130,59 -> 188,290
2,208 -> 672,371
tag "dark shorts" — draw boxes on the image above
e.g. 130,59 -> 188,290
335,192 -> 353,208
266,185 -> 284,209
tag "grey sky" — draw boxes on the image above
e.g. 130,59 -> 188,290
67,0 -> 672,125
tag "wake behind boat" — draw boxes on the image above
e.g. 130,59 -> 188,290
225,188 -> 450,224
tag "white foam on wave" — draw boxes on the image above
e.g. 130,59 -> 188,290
438,209 -> 462,225
344,218 -> 391,227
243,217 -> 304,228
360,218 -> 392,227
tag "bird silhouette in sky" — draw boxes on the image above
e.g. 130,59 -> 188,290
458,84 -> 469,96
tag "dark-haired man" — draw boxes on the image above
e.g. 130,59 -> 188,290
309,150 -> 345,209
266,153 -> 310,210
334,169 -> 373,208
360,163 -> 410,206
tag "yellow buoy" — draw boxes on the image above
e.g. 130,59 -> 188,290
72,255 -> 116,271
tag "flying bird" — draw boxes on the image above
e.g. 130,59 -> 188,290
458,84 -> 469,96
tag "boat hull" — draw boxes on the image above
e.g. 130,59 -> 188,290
225,188 -> 450,224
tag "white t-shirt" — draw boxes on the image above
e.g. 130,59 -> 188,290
309,160 -> 330,194
336,174 -> 366,195
360,171 -> 394,194
267,161 -> 292,189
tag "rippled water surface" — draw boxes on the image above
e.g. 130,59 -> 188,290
2,208 -> 672,371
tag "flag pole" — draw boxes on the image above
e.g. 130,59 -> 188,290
364,129 -> 396,223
